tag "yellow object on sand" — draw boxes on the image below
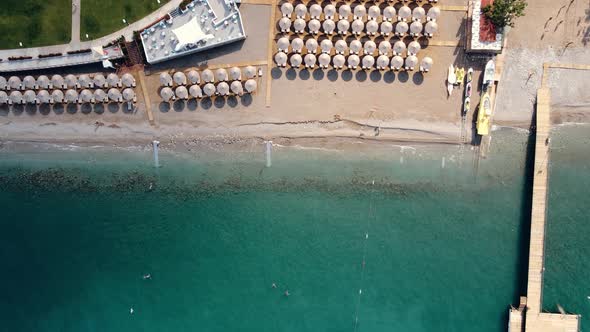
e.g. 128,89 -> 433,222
477,93 -> 491,135
455,67 -> 465,84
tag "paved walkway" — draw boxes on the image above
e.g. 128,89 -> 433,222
71,0 -> 81,44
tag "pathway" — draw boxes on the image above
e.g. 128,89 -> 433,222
71,0 -> 81,44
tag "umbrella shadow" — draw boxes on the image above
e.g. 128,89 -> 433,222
227,96 -> 238,108
200,97 -> 213,110
327,69 -> 339,81
66,104 -> 78,114
173,100 -> 185,112
271,67 -> 283,79
39,104 -> 51,115
53,104 -> 64,115
299,69 -> 311,80
93,103 -> 105,114
107,103 -> 119,113
240,94 -> 253,106
286,68 -> 297,80
159,102 -> 171,113
80,103 -> 93,114
12,105 -> 24,116
355,71 -> 368,82
122,103 -> 135,114
383,71 -> 396,83
214,97 -> 226,108
370,70 -> 382,82
412,72 -> 424,85
341,70 -> 353,81
187,99 -> 198,111
24,104 -> 37,116
398,71 -> 409,83
0,105 -> 9,116
313,69 -> 325,80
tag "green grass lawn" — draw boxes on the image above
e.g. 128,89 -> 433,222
81,0 -> 169,40
0,0 -> 71,49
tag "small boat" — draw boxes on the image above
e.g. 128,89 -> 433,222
465,82 -> 472,98
463,97 -> 471,116
455,67 -> 465,85
466,67 -> 473,83
476,92 -> 492,135
483,60 -> 495,88
447,64 -> 456,96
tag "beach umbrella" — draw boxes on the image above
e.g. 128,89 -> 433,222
281,2 -> 293,17
366,20 -> 378,35
173,71 -> 187,85
290,53 -> 303,68
216,82 -> 230,96
93,74 -> 106,88
51,75 -> 64,89
310,4 -> 322,19
398,6 -> 411,21
36,75 -> 50,89
305,38 -> 318,53
188,70 -> 201,84
324,4 -> 336,19
37,90 -> 51,104
94,89 -> 107,102
78,74 -> 93,88
215,68 -> 228,82
405,55 -> 418,70
8,76 -> 22,90
363,40 -> 377,55
381,21 -> 393,35
390,55 -> 404,70
351,19 -> 364,35
23,76 -> 36,89
0,91 -> 8,104
338,4 -> 351,20
333,54 -> 345,69
279,17 -> 291,32
160,87 -> 174,101
362,55 -> 375,69
159,72 -> 173,86
202,69 -> 215,83
368,5 -> 380,20
379,41 -> 392,55
376,55 -> 389,70
410,21 -> 423,36
65,89 -> 79,103
230,81 -> 243,95
244,66 -> 257,79
274,51 -> 288,67
291,37 -> 304,53
65,74 -> 78,88
10,91 -> 23,104
323,19 -> 336,34
244,79 -> 257,93
383,6 -> 396,21
295,4 -> 307,18
308,19 -> 321,34
277,37 -> 290,52
427,6 -> 441,21
335,39 -> 348,54
51,90 -> 64,103
203,83 -> 216,97
335,20 -> 350,37
0,76 -> 6,90
353,5 -> 366,20
396,21 -> 409,35
106,73 -> 120,87
420,57 -> 434,72
408,40 -> 421,55
318,53 -> 331,68
121,73 -> 135,87
175,86 -> 188,99
190,84 -> 203,98
349,40 -> 362,54
393,40 -> 407,55
425,21 -> 438,36
23,90 -> 36,104
229,67 -> 242,81
122,88 -> 135,102
320,39 -> 333,54
293,18 -> 306,33
107,88 -> 121,102
304,53 -> 317,68
413,7 -> 426,21
79,89 -> 93,103
347,54 -> 360,69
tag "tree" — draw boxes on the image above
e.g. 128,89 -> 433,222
482,0 -> 527,28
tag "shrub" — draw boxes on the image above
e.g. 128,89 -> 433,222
482,0 -> 527,28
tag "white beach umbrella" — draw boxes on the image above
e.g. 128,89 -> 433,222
420,56 -> 434,72
318,53 -> 331,68
159,72 -> 173,86
121,73 -> 135,87
106,73 -> 120,87
51,75 -> 64,89
293,18 -> 306,33
107,88 -> 121,102
308,19 -> 321,34
10,91 -> 23,104
244,79 -> 257,93
376,55 -> 390,70
304,53 -> 317,68
393,40 -> 407,55
51,89 -> 64,103
0,91 -> 8,104
216,82 -> 230,96
275,51 -> 288,67
173,71 -> 187,85
408,40 -> 421,55
291,37 -> 304,53
363,40 -> 377,55
8,76 -> 22,90
215,68 -> 228,82
333,54 -> 345,69
310,4 -> 322,19
93,74 -> 106,88
427,6 -> 441,21
94,89 -> 107,102
381,21 -> 393,35
79,89 -> 93,103
396,21 -> 409,35
190,84 -> 203,98
368,5 -> 380,20
36,75 -> 50,89
349,40 -> 362,54
353,5 -> 366,20
351,19 -> 364,35
305,38 -> 318,53
277,37 -> 290,52
24,90 -> 36,104
230,81 -> 243,95
122,88 -> 135,102
383,6 -> 396,21
65,74 -> 78,88
405,55 -> 418,70
244,66 -> 257,79
390,55 -> 404,70
320,39 -> 333,54
279,17 -> 292,32
175,86 -> 188,99
379,41 -> 392,55
338,4 -> 351,20
410,21 -> 423,36
160,87 -> 174,101
295,4 -> 307,18
337,19 -> 349,35
324,4 -> 336,19
290,53 -> 303,68
37,90 -> 51,104
281,2 -> 293,17
65,89 -> 79,103
362,55 -> 375,69
78,74 -> 92,88
323,19 -> 336,34
425,21 -> 438,36
0,76 -> 6,90
202,69 -> 215,83
229,67 -> 242,81
188,70 -> 201,84
335,39 -> 348,54
413,7 -> 426,21
366,20 -> 378,35
347,54 -> 360,69
398,6 -> 411,21
203,83 -> 216,97
23,76 -> 36,89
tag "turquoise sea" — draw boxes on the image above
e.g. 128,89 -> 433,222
0,126 -> 586,332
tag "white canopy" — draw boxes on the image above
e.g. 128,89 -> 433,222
24,90 -> 36,103
122,88 -> 135,101
368,6 -> 380,20
366,20 -> 378,34
290,54 -> 303,68
190,84 -> 203,98
23,76 -> 36,89
281,2 -> 293,16
94,74 -> 106,88
333,54 -> 345,69
310,4 -> 322,18
323,19 -> 335,34
94,89 -> 107,102
244,66 -> 257,79
306,38 -> 318,53
203,83 -> 216,96
347,54 -> 360,69
381,21 -> 393,35
175,86 -> 188,99
320,39 -> 333,53
229,67 -> 242,81
390,56 -> 404,70
217,82 -> 230,96
335,40 -> 348,54
37,90 -> 51,103
362,55 -> 375,69
376,55 -> 389,70
383,6 -> 396,21
172,17 -> 214,52
277,37 -> 290,51
244,79 -> 257,93
339,5 -> 351,19
337,19 -> 349,34
0,77 -> 6,90
188,70 -> 201,84
52,90 -> 64,103
349,40 -> 362,54
363,40 -> 377,55
79,74 -> 93,88
202,69 -> 214,83
304,54 -> 317,68
291,38 -> 304,53
324,4 -> 336,18
230,81 -> 243,95
160,87 -> 174,101
379,41 -> 392,55
0,91 -> 7,104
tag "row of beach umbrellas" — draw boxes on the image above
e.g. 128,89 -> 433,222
159,66 -> 258,87
0,73 -> 136,91
0,88 -> 136,105
160,80 -> 258,101
280,3 -> 440,23
275,51 -> 433,72
278,38 -> 423,57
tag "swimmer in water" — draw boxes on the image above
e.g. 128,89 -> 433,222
130,307 -> 134,314
143,274 -> 151,280
284,290 -> 290,297
271,283 -> 277,289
